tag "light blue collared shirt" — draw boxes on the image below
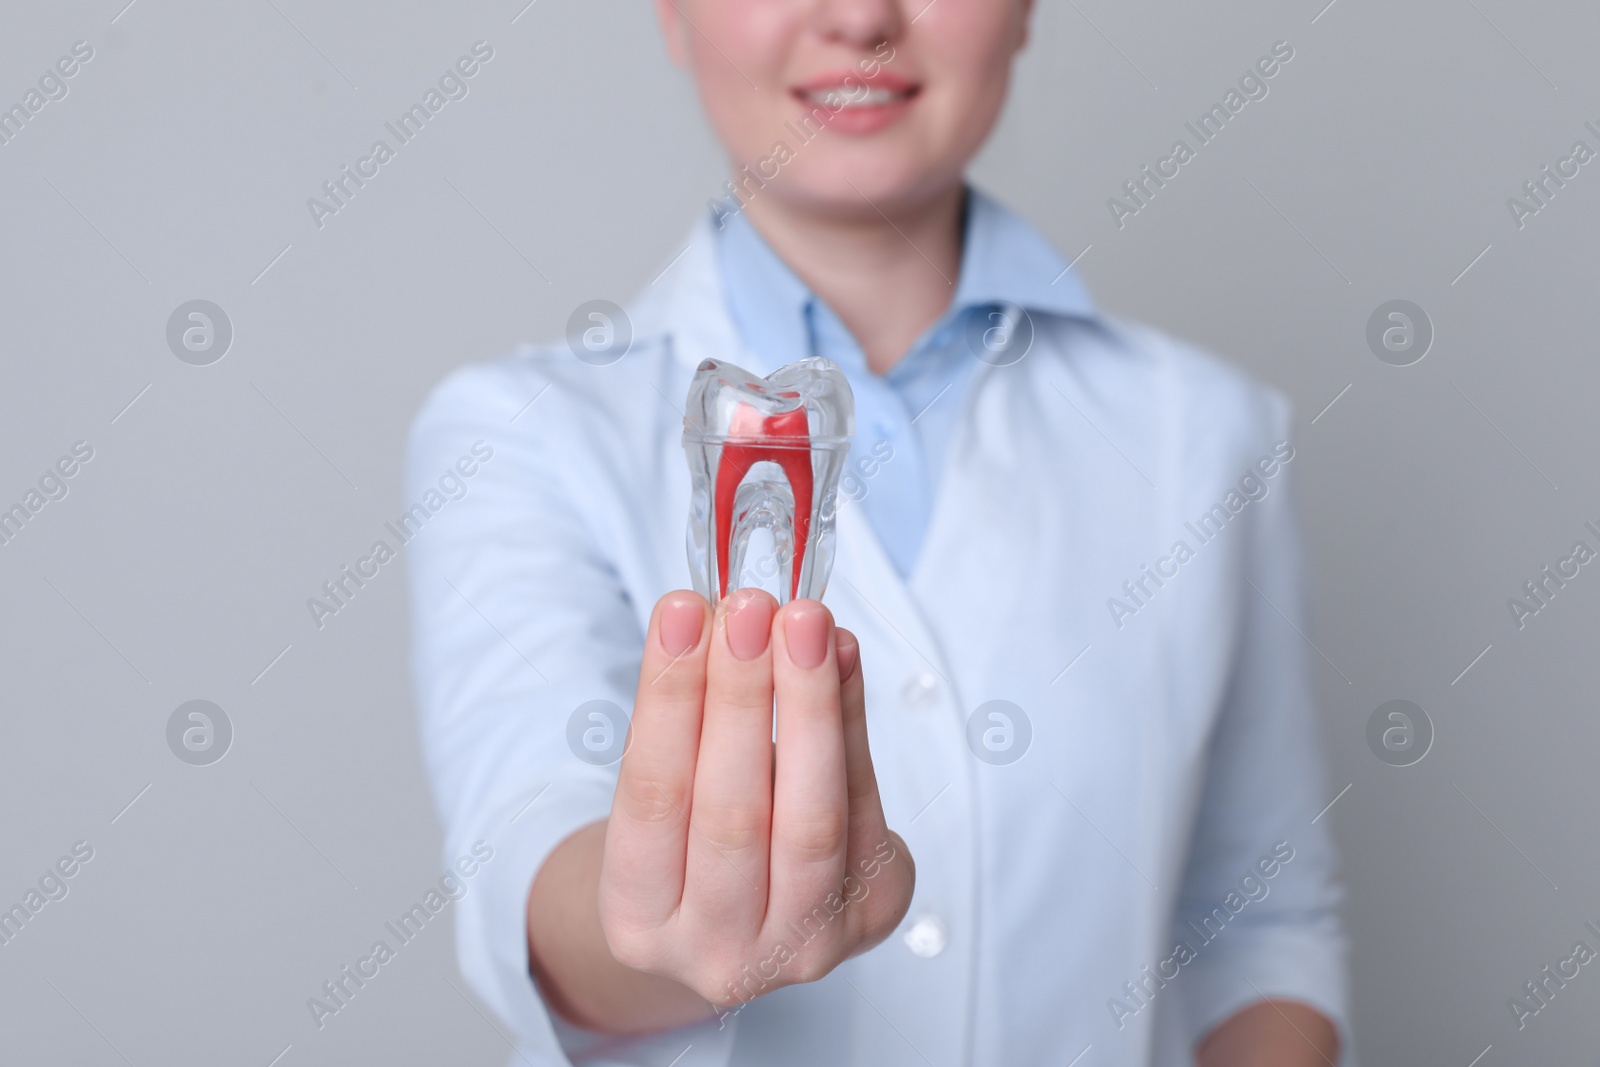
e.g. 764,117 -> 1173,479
715,189 -> 1097,577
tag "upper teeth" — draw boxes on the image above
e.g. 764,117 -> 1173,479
806,86 -> 903,108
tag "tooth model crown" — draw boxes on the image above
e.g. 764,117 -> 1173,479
682,357 -> 855,606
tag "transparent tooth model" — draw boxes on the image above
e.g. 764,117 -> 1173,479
683,357 -> 855,607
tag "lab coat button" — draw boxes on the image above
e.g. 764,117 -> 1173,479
901,672 -> 941,710
904,915 -> 948,958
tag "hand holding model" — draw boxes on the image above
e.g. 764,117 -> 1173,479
524,358 -> 912,1032
526,592 -> 913,1032
607,590 -> 913,1015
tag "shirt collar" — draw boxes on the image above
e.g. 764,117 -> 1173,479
954,187 -> 1096,321
715,185 -> 1097,375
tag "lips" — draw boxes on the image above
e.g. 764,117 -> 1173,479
682,358 -> 855,605
790,69 -> 920,135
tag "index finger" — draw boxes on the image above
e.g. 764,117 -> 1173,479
603,590 -> 710,928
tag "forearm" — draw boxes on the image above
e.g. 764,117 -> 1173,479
526,820 -> 716,1035
1195,999 -> 1339,1067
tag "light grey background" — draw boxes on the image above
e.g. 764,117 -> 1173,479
2,0 -> 1596,1064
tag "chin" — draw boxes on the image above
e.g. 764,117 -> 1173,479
777,154 -> 961,220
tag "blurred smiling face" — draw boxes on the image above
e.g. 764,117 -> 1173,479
654,0 -> 1033,218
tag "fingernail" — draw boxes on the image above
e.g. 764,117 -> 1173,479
835,630 -> 859,681
660,595 -> 703,658
725,592 -> 774,661
784,603 -> 829,670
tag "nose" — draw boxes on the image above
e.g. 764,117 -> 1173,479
810,0 -> 905,50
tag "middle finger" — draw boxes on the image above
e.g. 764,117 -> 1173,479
685,589 -> 778,925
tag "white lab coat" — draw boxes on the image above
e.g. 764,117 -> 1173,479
406,211 -> 1353,1067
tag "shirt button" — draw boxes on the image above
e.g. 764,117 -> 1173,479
904,915 -> 948,958
901,672 -> 941,711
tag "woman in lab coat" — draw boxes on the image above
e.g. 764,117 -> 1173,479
406,2 -> 1351,1065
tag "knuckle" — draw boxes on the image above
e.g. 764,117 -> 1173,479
846,771 -> 881,808
714,694 -> 773,723
649,646 -> 707,695
707,672 -> 776,716
699,959 -> 782,1005
616,774 -> 689,825
692,801 -> 768,855
784,902 -> 843,958
778,809 -> 850,862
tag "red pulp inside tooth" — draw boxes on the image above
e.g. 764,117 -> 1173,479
713,403 -> 813,601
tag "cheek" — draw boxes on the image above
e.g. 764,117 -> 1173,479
915,11 -> 1020,139
936,75 -> 1010,148
682,5 -> 797,161
693,66 -> 771,159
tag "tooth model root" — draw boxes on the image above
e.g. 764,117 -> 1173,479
714,404 -> 812,602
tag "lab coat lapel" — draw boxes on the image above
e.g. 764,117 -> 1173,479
831,497 -> 953,682
648,216 -> 765,378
